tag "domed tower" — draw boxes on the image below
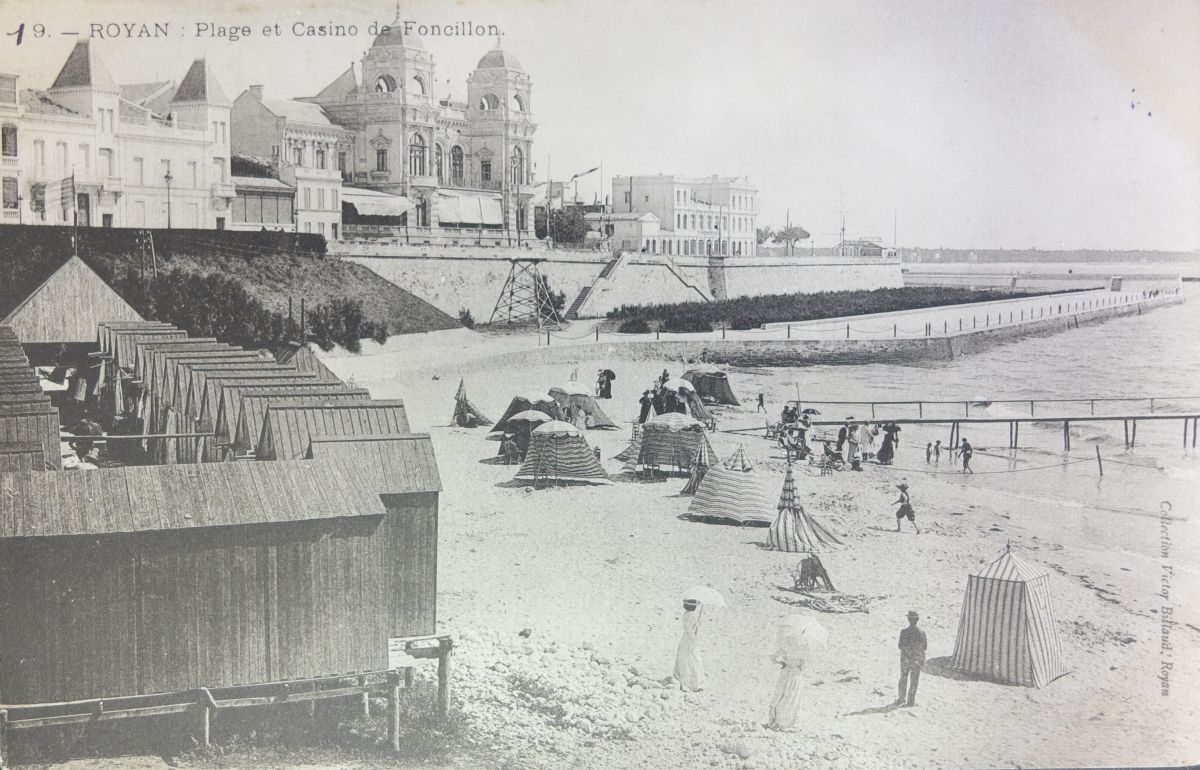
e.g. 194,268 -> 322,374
358,15 -> 438,204
466,40 -> 536,234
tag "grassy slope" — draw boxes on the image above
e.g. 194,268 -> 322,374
167,253 -> 459,335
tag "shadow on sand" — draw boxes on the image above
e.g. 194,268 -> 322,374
845,701 -> 904,717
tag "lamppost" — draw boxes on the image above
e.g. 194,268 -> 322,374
163,170 -> 173,228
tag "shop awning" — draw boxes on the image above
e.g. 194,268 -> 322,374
438,191 -> 503,227
342,187 -> 415,217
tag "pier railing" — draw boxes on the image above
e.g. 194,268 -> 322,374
793,395 -> 1200,419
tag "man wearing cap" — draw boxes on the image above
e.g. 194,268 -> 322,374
896,611 -> 927,707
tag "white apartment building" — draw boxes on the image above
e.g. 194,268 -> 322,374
0,42 -> 233,229
609,174 -> 759,257
231,86 -> 351,238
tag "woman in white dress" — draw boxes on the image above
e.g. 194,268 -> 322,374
767,642 -> 806,729
674,599 -> 706,691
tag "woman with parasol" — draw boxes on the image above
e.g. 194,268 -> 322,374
675,586 -> 724,691
767,615 -> 828,730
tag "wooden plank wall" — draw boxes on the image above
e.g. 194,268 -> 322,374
0,494 -> 438,703
3,257 -> 143,345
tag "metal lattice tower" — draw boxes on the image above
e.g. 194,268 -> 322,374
489,259 -> 563,330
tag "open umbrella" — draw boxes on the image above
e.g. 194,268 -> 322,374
533,420 -> 583,437
557,381 -> 592,397
777,615 -> 829,656
509,409 -> 553,424
602,369 -> 616,380
682,585 -> 726,609
663,378 -> 695,393
801,408 -> 821,415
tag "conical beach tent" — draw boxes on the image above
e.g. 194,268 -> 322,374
682,365 -> 740,406
686,447 -> 775,525
490,392 -> 561,436
452,378 -> 493,426
951,549 -> 1070,688
767,464 -> 844,552
680,441 -> 713,495
514,421 -> 611,486
548,384 -> 618,431
637,412 -> 717,474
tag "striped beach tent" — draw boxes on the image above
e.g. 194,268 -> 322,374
514,421 -> 610,486
766,464 -> 845,552
951,549 -> 1070,688
686,447 -> 775,525
680,440 -> 712,495
636,412 -> 716,474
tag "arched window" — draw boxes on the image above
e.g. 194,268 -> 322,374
374,75 -> 397,94
411,74 -> 427,95
478,93 -> 500,111
511,93 -> 526,112
408,134 -> 426,177
450,146 -> 464,184
509,146 -> 524,185
435,144 -> 444,183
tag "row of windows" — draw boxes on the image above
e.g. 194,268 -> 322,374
671,187 -> 754,210
301,220 -> 338,238
373,142 -> 527,184
672,213 -> 754,232
631,237 -> 752,257
298,186 -> 339,211
231,192 -> 294,225
289,143 -> 345,171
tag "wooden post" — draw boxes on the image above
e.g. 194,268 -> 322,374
1123,419 -> 1129,448
944,320 -> 948,334
1063,421 -> 1070,451
359,675 -> 371,717
963,401 -> 969,417
1184,419 -> 1189,449
388,671 -> 401,752
1150,398 -> 1155,414
959,318 -> 963,331
1193,417 -> 1198,449
437,638 -> 454,718
893,323 -> 897,338
546,330 -> 551,345
1131,420 -> 1137,447
1030,400 -> 1035,417
595,327 -> 599,341
1014,421 -> 1019,447
870,403 -> 876,419
918,402 -> 923,418
1090,400 -> 1095,415
787,325 -> 791,339
0,708 -> 8,768
846,323 -> 850,339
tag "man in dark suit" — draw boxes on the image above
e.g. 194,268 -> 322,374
896,610 -> 927,707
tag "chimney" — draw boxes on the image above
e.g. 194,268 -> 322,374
249,84 -> 264,100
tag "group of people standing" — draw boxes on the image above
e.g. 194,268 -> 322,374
637,369 -> 688,423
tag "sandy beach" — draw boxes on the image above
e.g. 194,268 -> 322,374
320,322 -> 1200,770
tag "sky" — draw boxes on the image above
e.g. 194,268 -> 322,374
3,0 -> 1198,250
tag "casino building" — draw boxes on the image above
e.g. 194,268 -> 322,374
301,20 -> 538,242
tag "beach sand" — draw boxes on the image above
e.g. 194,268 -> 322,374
322,345 -> 1200,770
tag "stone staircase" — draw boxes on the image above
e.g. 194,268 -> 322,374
565,286 -> 593,320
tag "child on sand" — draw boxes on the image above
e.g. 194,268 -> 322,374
933,440 -> 942,464
925,442 -> 932,463
893,481 -> 919,534
960,438 -> 974,474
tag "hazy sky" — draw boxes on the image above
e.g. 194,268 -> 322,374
4,0 -> 1198,250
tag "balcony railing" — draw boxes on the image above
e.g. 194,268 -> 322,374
441,176 -> 502,193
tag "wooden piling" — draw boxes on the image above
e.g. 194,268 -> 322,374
1123,420 -> 1130,448
437,638 -> 454,718
387,671 -> 401,752
1131,420 -> 1137,447
1063,421 -> 1070,451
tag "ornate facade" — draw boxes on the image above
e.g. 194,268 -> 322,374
305,22 -> 537,239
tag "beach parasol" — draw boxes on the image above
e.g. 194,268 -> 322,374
601,369 -> 616,380
533,420 -> 583,437
663,378 -> 695,393
801,408 -> 821,415
682,586 -> 726,609
776,615 -> 829,656
509,409 -> 553,424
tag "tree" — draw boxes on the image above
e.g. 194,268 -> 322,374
775,225 -> 811,255
755,226 -> 774,245
547,207 -> 589,245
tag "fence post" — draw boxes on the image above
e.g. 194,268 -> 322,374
595,327 -> 599,342
973,317 -> 977,329
893,323 -> 897,338
787,325 -> 791,339
1095,446 -> 1103,476
388,671 -> 401,752
546,330 -> 551,345
945,320 -> 948,334
722,324 -> 726,340
846,323 -> 850,339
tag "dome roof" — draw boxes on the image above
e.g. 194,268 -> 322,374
372,18 -> 424,50
476,46 -> 522,72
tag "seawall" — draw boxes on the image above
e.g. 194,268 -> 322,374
372,289 -> 1183,378
339,245 -> 904,320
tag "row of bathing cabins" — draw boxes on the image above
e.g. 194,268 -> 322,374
0,254 -> 445,759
